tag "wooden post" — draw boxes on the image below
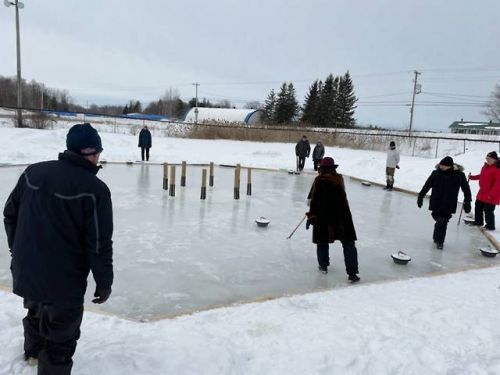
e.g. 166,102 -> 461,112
412,137 -> 417,157
435,138 -> 439,158
464,140 -> 467,154
234,164 -> 240,200
169,165 -> 176,197
201,169 -> 207,200
181,161 -> 187,187
209,162 -> 214,187
246,168 -> 252,196
162,162 -> 169,190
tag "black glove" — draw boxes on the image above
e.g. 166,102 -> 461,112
92,287 -> 112,304
463,201 -> 471,214
417,196 -> 423,208
306,219 -> 311,230
396,165 -> 400,169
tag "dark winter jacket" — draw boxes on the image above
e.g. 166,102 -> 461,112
307,172 -> 357,244
312,144 -> 325,160
295,139 -> 311,158
138,128 -> 152,148
418,164 -> 472,214
469,162 -> 500,205
3,151 -> 113,306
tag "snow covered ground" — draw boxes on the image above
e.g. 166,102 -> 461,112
0,124 -> 499,374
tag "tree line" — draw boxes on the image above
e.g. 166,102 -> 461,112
0,75 -> 234,120
263,72 -> 357,127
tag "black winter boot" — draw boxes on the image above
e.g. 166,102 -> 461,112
348,274 -> 360,282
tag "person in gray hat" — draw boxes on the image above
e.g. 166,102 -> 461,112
3,123 -> 114,375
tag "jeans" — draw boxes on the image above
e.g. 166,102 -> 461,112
317,240 -> 359,275
298,157 -> 306,171
23,300 -> 83,375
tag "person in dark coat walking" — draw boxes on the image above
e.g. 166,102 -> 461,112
312,141 -> 325,171
138,125 -> 152,161
3,123 -> 114,375
306,157 -> 360,281
468,151 -> 500,230
295,135 -> 310,172
417,156 -> 472,249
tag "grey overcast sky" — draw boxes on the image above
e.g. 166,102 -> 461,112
1,0 -> 499,131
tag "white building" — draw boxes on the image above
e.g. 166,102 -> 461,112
183,107 -> 265,125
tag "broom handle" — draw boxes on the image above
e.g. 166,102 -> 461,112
457,175 -> 470,225
287,215 -> 307,239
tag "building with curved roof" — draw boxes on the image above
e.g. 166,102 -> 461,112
183,107 -> 265,125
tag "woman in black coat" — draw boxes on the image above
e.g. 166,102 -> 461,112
138,126 -> 152,161
417,156 -> 472,249
306,157 -> 359,281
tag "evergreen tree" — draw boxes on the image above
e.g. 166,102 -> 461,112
336,71 -> 357,128
122,104 -> 129,114
274,83 -> 289,124
301,80 -> 321,124
263,89 -> 276,124
318,74 -> 338,127
133,100 -> 142,113
274,82 -> 299,124
286,82 -> 300,121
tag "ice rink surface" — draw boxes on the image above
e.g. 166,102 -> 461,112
0,163 -> 493,321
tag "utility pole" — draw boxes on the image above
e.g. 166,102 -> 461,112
192,82 -> 200,124
5,0 -> 25,127
408,70 -> 421,135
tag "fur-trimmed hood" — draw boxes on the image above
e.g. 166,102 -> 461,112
434,163 -> 464,172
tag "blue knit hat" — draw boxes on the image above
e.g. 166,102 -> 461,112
66,123 -> 103,155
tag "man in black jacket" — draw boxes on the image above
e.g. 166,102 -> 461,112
295,135 -> 310,172
138,125 -> 152,161
417,156 -> 471,250
3,123 -> 114,375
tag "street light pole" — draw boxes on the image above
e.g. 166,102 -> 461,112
192,82 -> 199,124
4,0 -> 25,127
408,70 -> 421,135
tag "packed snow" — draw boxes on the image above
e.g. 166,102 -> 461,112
0,123 -> 499,374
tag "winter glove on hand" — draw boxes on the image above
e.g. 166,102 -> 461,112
463,201 -> 471,213
306,219 -> 311,230
92,287 -> 112,304
417,196 -> 423,208
396,165 -> 400,169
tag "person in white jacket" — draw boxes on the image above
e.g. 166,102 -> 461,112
385,141 -> 400,191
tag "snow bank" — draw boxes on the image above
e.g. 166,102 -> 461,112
1,266 -> 500,374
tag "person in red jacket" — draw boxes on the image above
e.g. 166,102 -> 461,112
469,151 -> 500,230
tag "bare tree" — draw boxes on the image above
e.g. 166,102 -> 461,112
244,101 -> 262,109
215,99 -> 231,108
483,84 -> 500,122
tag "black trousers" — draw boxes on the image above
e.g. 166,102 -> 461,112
23,300 -> 83,375
431,212 -> 452,245
474,200 -> 495,229
313,159 -> 320,171
141,147 -> 150,161
298,157 -> 306,171
317,240 -> 359,275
